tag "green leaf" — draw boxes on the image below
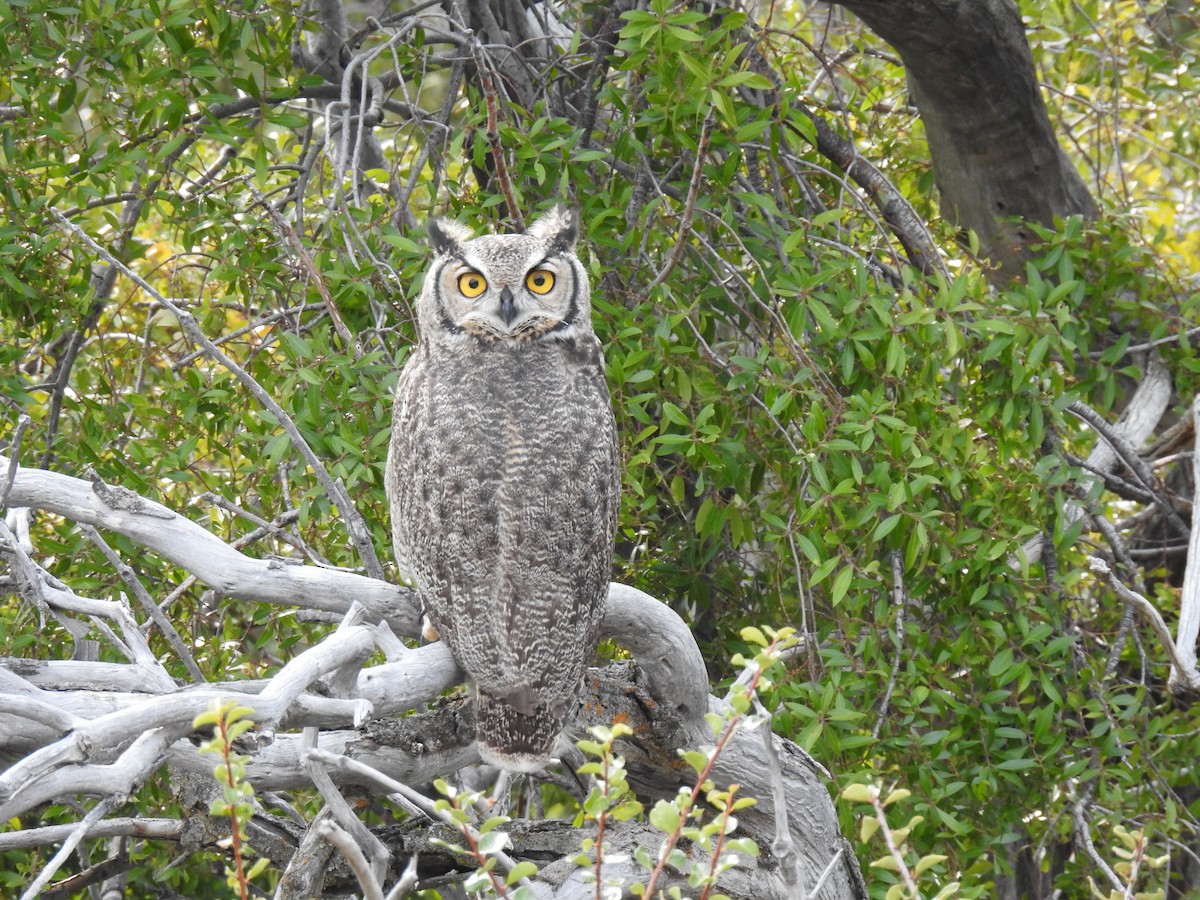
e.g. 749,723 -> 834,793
830,565 -> 854,606
649,799 -> 681,834
506,861 -> 538,884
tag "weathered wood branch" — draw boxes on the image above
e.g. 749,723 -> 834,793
0,454 -> 865,897
1171,393 -> 1200,696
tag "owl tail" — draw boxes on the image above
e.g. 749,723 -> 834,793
474,687 -> 563,773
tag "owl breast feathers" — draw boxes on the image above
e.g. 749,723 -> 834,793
385,206 -> 620,772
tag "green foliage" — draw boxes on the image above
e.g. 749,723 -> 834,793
195,700 -> 270,898
429,779 -> 539,898
2,0 -> 1198,894
571,629 -> 791,899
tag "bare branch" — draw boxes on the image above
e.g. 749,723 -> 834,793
873,550 -> 907,739
472,38 -> 525,230
1087,556 -> 1200,694
642,108 -> 717,298
0,817 -> 184,851
0,452 -> 418,634
1068,398 -> 1190,540
315,819 -> 386,900
0,413 -> 30,511
19,796 -> 121,900
80,524 -> 206,683
1170,393 -> 1200,695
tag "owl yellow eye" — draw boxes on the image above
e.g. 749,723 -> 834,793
458,272 -> 487,298
526,269 -> 555,295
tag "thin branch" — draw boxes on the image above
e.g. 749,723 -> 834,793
873,551 -> 906,739
314,819 -> 386,900
1170,393 -> 1200,694
79,524 -> 206,683
869,792 -> 920,897
1089,323 -> 1200,359
1087,557 -> 1200,693
0,817 -> 184,851
472,38 -> 525,230
46,208 -> 385,581
1073,779 -> 1126,894
19,795 -> 121,900
304,749 -> 538,891
1067,399 -> 1190,540
0,413 -> 31,511
809,846 -> 845,898
642,108 -> 717,298
782,111 -> 948,279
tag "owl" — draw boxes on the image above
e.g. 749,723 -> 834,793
385,206 -> 620,773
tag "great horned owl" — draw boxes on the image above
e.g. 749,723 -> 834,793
385,206 -> 620,772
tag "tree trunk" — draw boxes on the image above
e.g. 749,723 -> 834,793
833,0 -> 1097,278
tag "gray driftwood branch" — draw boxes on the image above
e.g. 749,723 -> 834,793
0,453 -> 865,898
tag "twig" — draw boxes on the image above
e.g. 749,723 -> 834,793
1088,557 -> 1200,691
47,208 -> 385,581
252,190 -> 355,348
171,302 -> 327,370
642,108 -> 716,298
0,413 -> 31,512
808,846 -> 844,898
869,792 -> 920,897
1067,399 -> 1189,540
80,524 -> 206,683
873,551 -> 907,739
19,795 -> 121,900
471,38 -> 524,230
1089,323 -> 1200,359
1073,778 -> 1126,894
200,493 -> 329,564
781,110 -> 948,279
0,817 -> 183,851
304,749 -> 538,890
314,820 -> 386,900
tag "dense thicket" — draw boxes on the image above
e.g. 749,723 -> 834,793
1,0 -> 1198,896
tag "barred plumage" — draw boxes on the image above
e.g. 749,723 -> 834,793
385,206 -> 620,772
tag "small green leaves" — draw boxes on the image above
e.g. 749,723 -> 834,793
841,782 -> 879,805
648,799 -> 682,834
196,700 -> 264,897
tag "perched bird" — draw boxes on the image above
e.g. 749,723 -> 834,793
386,206 -> 620,772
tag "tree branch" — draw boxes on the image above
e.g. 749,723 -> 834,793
1170,392 -> 1200,696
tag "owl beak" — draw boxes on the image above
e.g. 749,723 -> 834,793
498,286 -> 518,326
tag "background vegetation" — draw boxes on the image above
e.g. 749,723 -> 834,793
1,0 -> 1198,895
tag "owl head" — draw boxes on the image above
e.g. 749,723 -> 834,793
417,206 -> 593,346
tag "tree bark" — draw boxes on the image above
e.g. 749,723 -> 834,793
833,0 -> 1097,278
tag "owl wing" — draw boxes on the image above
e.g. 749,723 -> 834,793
388,337 -> 619,761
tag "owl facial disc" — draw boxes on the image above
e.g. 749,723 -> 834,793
438,253 -> 577,343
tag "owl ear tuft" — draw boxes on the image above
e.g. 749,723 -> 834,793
528,204 -> 577,255
428,218 -> 474,256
